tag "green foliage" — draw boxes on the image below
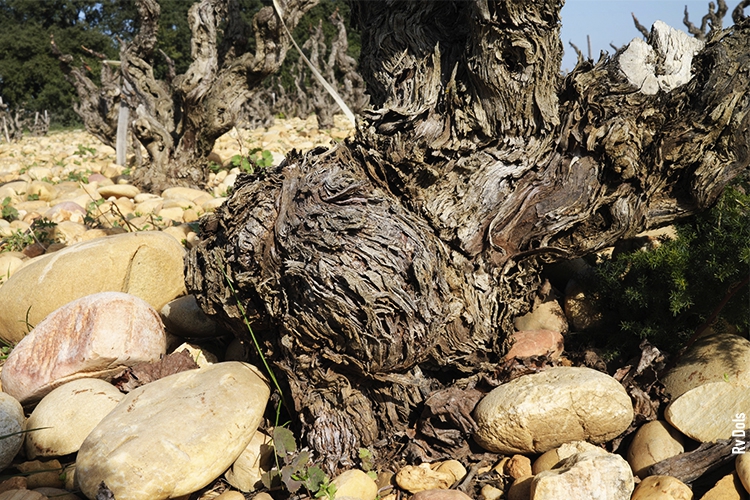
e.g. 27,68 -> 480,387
230,148 -> 273,174
586,174 -> 750,353
358,448 -> 378,480
1,197 -> 18,221
0,0 -> 127,126
261,427 -> 336,500
230,154 -> 254,173
65,169 -> 91,183
1,229 -> 33,253
250,148 -> 274,168
74,144 -> 96,157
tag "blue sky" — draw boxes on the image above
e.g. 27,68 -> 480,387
560,1 -> 725,71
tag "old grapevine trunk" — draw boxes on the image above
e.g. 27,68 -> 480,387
118,0 -> 316,192
186,1 -> 750,469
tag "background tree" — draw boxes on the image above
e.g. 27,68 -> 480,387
0,0 -> 132,126
0,0 -> 358,132
186,0 -> 750,472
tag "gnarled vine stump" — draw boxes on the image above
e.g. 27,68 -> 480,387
187,1 -> 750,470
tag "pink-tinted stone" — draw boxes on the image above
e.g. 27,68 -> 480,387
44,202 -> 86,220
504,329 -> 564,360
1,292 -> 166,405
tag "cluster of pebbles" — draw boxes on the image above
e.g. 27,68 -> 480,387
0,116 -> 747,500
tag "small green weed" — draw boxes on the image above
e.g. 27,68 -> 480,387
66,170 -> 90,183
1,230 -> 35,253
231,148 -> 274,174
261,427 -> 336,500
208,161 -> 224,174
1,198 -> 18,222
26,193 -> 39,201
75,144 -> 96,157
230,154 -> 254,173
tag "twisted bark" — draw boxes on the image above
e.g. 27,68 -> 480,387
187,1 -> 750,470
50,36 -> 120,149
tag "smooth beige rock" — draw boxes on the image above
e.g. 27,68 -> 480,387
25,378 -> 124,458
530,451 -> 634,500
133,199 -> 163,215
395,463 -> 456,493
0,476 -> 27,492
700,471 -> 746,500
225,429 -> 273,492
27,180 -> 58,202
411,491 -> 472,500
563,280 -> 604,331
161,187 -> 210,202
662,333 -> 750,399
532,441 -> 606,474
0,231 -> 186,344
435,461 -> 467,484
157,206 -> 184,223
75,362 -> 270,500
627,420 -> 685,478
474,367 -> 633,454
97,184 -> 139,199
504,455 -> 532,479
1,292 -> 166,404
0,254 -> 24,282
514,300 -> 568,335
666,382 -> 750,443
630,475 -> 692,500
32,489 -> 80,500
332,470 -> 378,500
212,492 -> 245,500
202,197 -> 227,212
507,476 -> 532,500
0,393 -> 24,470
0,490 -> 46,500
162,198 -> 194,209
52,221 -> 87,244
737,453 -> 750,495
480,485 -> 503,500
17,460 -> 64,489
161,295 -> 218,338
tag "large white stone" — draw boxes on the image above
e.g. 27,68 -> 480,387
665,381 -> 750,443
630,475 -> 692,500
225,429 -> 273,492
25,379 -> 124,459
75,362 -> 270,500
160,295 -> 218,338
0,231 -> 186,344
736,453 -> 750,495
661,333 -> 750,399
332,469 -> 378,500
530,451 -> 634,500
1,292 -> 166,405
0,393 -> 24,471
473,367 -> 633,454
626,420 -> 684,478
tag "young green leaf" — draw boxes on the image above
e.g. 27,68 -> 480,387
273,427 -> 298,457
